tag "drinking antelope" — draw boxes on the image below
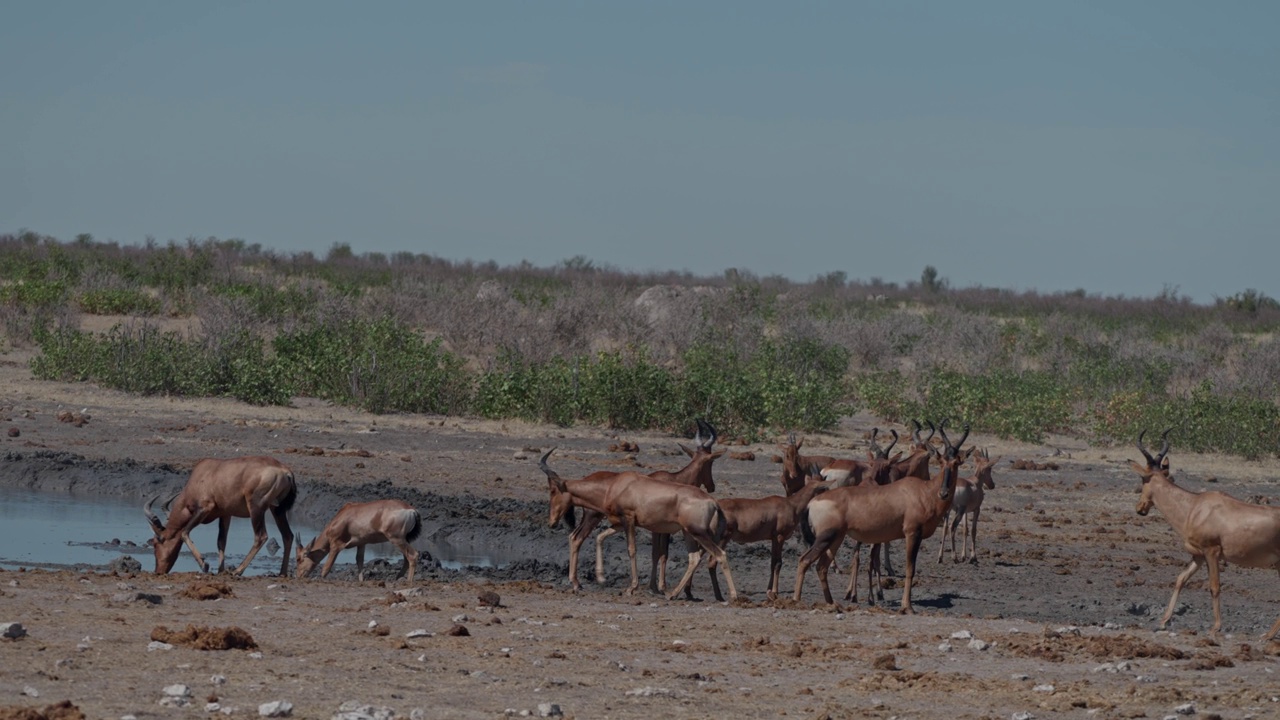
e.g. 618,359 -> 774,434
296,499 -> 423,582
144,456 -> 297,576
1131,429 -> 1280,640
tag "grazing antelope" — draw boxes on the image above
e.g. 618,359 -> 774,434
1131,430 -> 1280,640
795,422 -> 970,612
144,456 -> 297,576
601,469 -> 738,601
779,433 -> 837,496
706,466 -> 830,601
937,448 -> 1000,564
296,499 -> 423,582
542,420 -> 724,594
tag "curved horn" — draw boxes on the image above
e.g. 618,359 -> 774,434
144,494 -> 165,533
869,428 -> 882,457
1136,430 -> 1155,465
925,419 -> 936,443
538,448 -> 557,477
698,419 -> 718,449
951,423 -> 971,458
161,490 -> 182,513
911,419 -> 924,445
884,429 -> 899,457
1155,428 -> 1172,466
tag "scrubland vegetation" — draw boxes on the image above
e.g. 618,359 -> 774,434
3,230 -> 1279,458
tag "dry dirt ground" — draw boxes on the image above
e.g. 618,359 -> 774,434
3,346 -> 1280,720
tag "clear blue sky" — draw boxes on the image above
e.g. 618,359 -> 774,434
3,1 -> 1276,303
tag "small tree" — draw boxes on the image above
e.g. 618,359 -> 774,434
921,265 -> 948,293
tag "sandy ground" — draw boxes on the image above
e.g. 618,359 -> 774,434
3,347 -> 1280,719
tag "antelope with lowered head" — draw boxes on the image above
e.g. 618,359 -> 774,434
795,421 -> 969,612
296,499 -> 423,582
1131,429 -> 1280,640
144,456 -> 297,576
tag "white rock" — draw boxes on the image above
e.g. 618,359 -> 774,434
1116,660 -> 1132,671
221,706 -> 238,715
1092,663 -> 1116,674
249,651 -> 264,659
452,614 -> 470,623
950,630 -> 972,640
405,629 -> 433,638
22,686 -> 39,698
259,700 -> 294,717
368,621 -> 379,629
2,622 -> 28,639
1011,713 -> 1036,720
1174,704 -> 1196,715
967,639 -> 989,651
938,642 -> 953,653
147,641 -> 174,651
409,710 -> 425,720
625,687 -> 676,697
207,703 -> 222,712
212,674 -> 228,685
1011,673 -> 1029,681
332,701 -> 395,720
536,703 -> 563,718
1054,626 -> 1081,636
164,684 -> 192,697
159,697 -> 191,708
1033,684 -> 1055,693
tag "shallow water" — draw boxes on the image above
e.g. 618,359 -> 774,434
0,486 -> 516,574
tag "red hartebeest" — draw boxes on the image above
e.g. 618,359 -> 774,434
1131,429 -> 1280,640
296,499 -> 423,582
795,422 -> 970,612
937,447 -> 999,564
144,456 -> 297,576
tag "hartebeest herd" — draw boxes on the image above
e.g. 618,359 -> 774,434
140,422 -> 1280,641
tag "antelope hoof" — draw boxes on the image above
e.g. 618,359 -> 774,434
766,590 -> 778,601
899,606 -> 915,615
968,557 -> 979,566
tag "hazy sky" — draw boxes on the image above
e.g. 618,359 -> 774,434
3,2 -> 1277,303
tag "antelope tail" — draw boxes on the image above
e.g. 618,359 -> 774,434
711,505 -> 728,547
800,508 -> 816,546
276,472 -> 298,513
405,509 -> 423,543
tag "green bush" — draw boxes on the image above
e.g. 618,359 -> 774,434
76,288 -> 162,316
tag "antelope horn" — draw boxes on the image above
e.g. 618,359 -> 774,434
869,428 -> 882,457
925,419 -> 936,443
911,419 -> 924,445
951,423 -> 971,457
538,448 -> 558,479
884,429 -> 899,457
144,494 -> 165,532
1156,428 -> 1172,466
161,490 -> 182,513
698,419 -> 718,449
1136,430 -> 1155,465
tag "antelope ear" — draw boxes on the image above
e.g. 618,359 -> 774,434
709,449 -> 726,460
889,451 -> 903,464
1128,461 -> 1151,478
677,443 -> 696,458
991,456 -> 1003,465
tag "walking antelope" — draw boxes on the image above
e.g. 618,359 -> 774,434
795,422 -> 970,612
144,456 -> 297,576
296,499 -> 423,582
706,466 -> 830,600
1131,430 -> 1280,640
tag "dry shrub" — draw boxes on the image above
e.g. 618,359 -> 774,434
150,624 -> 257,651
0,701 -> 85,720
179,581 -> 234,600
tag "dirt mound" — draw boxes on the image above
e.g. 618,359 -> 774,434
179,581 -> 235,600
0,701 -> 85,720
1001,631 -> 1186,662
150,624 -> 258,650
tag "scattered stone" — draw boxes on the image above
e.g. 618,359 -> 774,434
265,538 -> 280,556
1011,713 -> 1036,720
452,614 -> 470,623
1033,684 -> 1055,693
950,630 -> 972,640
446,624 -> 470,637
111,592 -> 162,605
107,557 -> 143,575
624,687 -> 677,698
259,700 -> 294,717
332,701 -> 395,720
937,643 -> 952,653
211,675 -> 227,686
536,704 -> 563,718
179,581 -> 235,600
163,685 -> 192,698
2,622 -> 27,640
728,451 -> 755,461
405,629 -> 433,639
478,591 -> 502,608
0,700 -> 86,719
7,427 -> 19,438
872,654 -> 898,671
968,639 -> 990,651
1011,674 -> 1029,681
23,687 -> 39,698
147,641 -> 174,651
1173,703 -> 1195,715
